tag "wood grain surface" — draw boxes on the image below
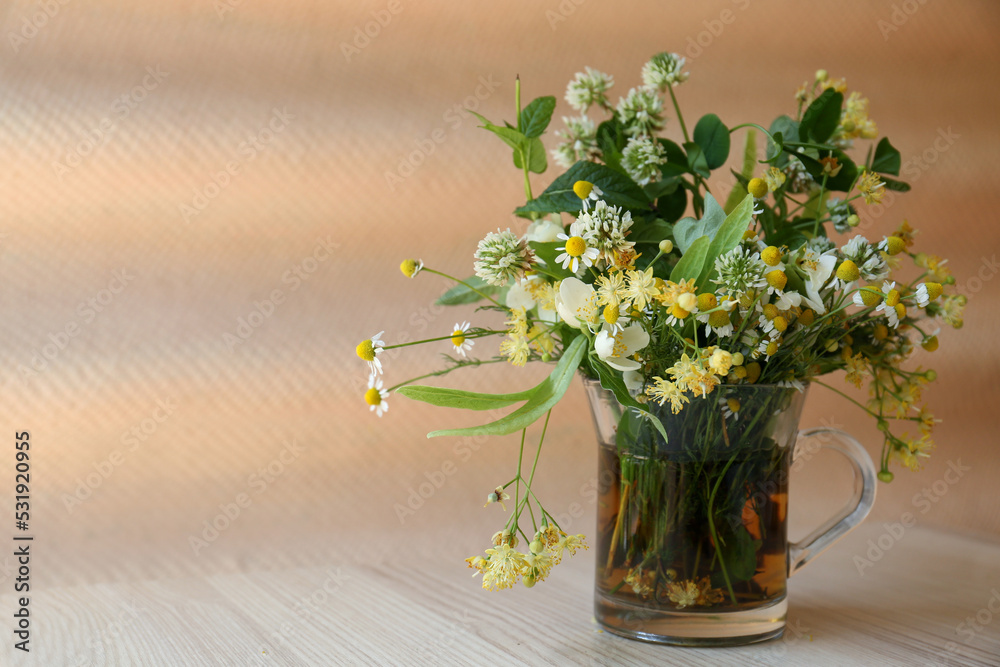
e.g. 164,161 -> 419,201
1,0 -> 999,664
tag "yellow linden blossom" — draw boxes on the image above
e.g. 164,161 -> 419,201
764,166 -> 786,191
647,376 -> 690,414
939,294 -> 966,328
625,567 -> 656,598
523,550 -> 554,584
895,434 -> 934,472
665,577 -> 724,609
844,352 -> 868,388
499,307 -> 530,366
624,267 -> 660,311
893,220 -> 918,249
840,91 -> 878,140
528,324 -> 555,355
668,354 -> 721,398
481,544 -> 528,591
915,253 -> 952,282
857,170 -> 886,205
526,279 -> 557,311
656,278 -> 697,308
612,247 -> 641,271
595,272 -> 628,307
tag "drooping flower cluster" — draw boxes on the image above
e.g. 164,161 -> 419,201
466,525 -> 587,591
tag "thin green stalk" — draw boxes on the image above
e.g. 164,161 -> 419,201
421,267 -> 502,306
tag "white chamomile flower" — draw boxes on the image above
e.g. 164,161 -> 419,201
450,321 -> 475,357
573,180 -> 604,213
914,283 -> 930,307
874,281 -> 902,328
720,396 -> 740,421
555,231 -> 600,273
356,331 -> 386,375
364,375 -> 389,417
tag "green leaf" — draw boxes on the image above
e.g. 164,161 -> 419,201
396,385 -> 537,411
514,161 -> 651,218
715,523 -> 760,583
629,218 -> 673,245
657,186 -> 687,223
697,194 -> 754,290
528,241 -> 574,280
513,136 -> 547,174
880,175 -> 911,192
693,113 -> 731,170
871,137 -> 901,176
587,357 -> 668,443
672,192 -> 726,254
426,336 -> 588,438
790,147 -> 858,192
799,89 -> 843,144
682,141 -> 711,178
670,235 -> 710,284
471,110 -> 527,151
658,139 -> 689,177
724,130 -> 757,214
596,119 -> 628,172
436,276 -> 499,305
519,96 -> 556,139
767,116 -> 799,163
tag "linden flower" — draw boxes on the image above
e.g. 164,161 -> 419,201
555,229 -> 600,274
665,577 -> 724,609
595,271 -> 628,307
481,544 -> 528,591
555,277 -> 600,330
764,166 -> 786,192
648,377 -> 689,414
356,331 -> 386,375
364,375 -> 389,417
484,486 -> 510,510
595,324 -> 650,372
857,170 -> 886,205
624,266 -> 660,312
450,321 -> 475,357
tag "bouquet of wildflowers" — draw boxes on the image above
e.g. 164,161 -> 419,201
356,53 -> 964,594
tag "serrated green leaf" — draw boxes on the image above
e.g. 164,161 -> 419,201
697,194 -> 754,290
673,192 -> 726,254
396,385 -> 537,411
799,89 -> 843,144
670,235 -> 710,284
514,161 -> 650,218
693,113 -> 731,170
426,336 -> 588,438
519,96 -> 556,139
724,130 -> 757,214
871,137 -> 901,176
436,276 -> 499,306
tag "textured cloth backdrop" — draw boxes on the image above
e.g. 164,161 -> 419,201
0,0 -> 999,661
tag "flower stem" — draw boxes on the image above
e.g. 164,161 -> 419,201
421,267 -> 502,306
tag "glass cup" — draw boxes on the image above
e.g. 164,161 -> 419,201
584,378 -> 877,646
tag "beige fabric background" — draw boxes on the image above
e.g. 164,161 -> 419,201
1,0 -> 998,659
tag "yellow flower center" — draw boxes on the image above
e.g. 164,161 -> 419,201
761,246 -> 782,266
798,309 -> 815,326
565,236 -> 587,257
765,341 -> 779,357
773,316 -> 788,332
451,330 -> 466,346
748,177 -> 768,199
356,339 -> 375,361
924,282 -> 943,301
884,237 -> 905,256
762,304 -> 779,321
708,310 -> 730,327
400,259 -> 420,278
766,270 -> 787,291
603,304 -> 620,325
364,388 -> 381,406
836,259 -> 860,282
874,323 -> 889,340
895,303 -> 906,319
670,304 -> 689,320
697,293 -> 717,310
859,288 -> 882,307
573,180 -> 594,200
885,289 -> 900,307
922,336 -> 939,352
727,398 -> 741,413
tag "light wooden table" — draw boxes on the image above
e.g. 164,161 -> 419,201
5,523 -> 997,666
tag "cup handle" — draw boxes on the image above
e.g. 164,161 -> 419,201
788,427 -> 878,577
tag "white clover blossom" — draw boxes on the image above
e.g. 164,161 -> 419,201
616,87 -> 664,138
473,229 -> 535,287
827,198 -> 852,233
641,52 -> 689,91
565,67 -> 614,112
783,155 -> 816,193
551,115 -> 600,168
713,246 -> 767,298
621,136 -> 667,185
574,200 -> 635,263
